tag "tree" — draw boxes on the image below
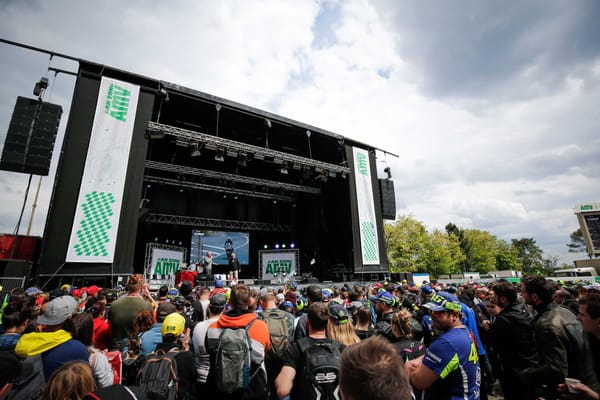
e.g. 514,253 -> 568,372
495,239 -> 519,271
462,229 -> 498,273
385,215 -> 429,273
567,228 -> 589,256
512,238 -> 544,274
424,229 -> 465,277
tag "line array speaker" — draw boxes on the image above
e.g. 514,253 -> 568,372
0,97 -> 63,176
378,179 -> 396,220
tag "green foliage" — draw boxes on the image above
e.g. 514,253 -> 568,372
495,239 -> 519,271
567,228 -> 588,254
384,215 -> 429,273
462,229 -> 498,273
511,238 -> 544,274
385,217 -> 551,278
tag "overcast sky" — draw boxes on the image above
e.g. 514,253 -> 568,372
1,0 -> 599,267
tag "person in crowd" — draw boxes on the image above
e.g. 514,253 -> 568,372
520,275 -> 599,399
203,251 -> 217,277
558,292 -> 600,399
67,312 -> 114,388
554,287 -> 579,315
86,298 -> 111,351
228,252 -> 240,284
42,360 -> 97,400
370,290 -> 396,341
206,283 -> 270,399
405,291 -> 480,400
109,274 -> 154,350
15,295 -> 89,379
340,335 -> 412,400
209,280 -> 227,297
192,293 -> 227,394
258,291 -> 296,400
156,285 -> 169,304
197,286 -> 211,318
0,305 -> 30,351
294,285 -> 324,341
140,301 -> 177,355
327,302 -> 360,346
483,281 -> 537,400
155,312 -> 196,399
390,308 -> 426,362
275,302 -> 346,399
353,305 -> 374,340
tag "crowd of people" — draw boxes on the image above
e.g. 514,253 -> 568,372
0,273 -> 599,400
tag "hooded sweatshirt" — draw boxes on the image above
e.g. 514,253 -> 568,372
15,329 -> 88,379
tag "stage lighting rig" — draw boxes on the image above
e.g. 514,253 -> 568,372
384,166 -> 392,179
33,77 -> 49,97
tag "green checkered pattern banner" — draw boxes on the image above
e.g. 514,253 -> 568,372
360,221 -> 378,262
73,191 -> 115,257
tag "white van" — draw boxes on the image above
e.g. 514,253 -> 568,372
550,267 -> 597,277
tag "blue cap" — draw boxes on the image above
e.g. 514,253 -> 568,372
420,285 -> 433,294
423,291 -> 462,312
282,301 -> 294,309
215,280 -> 224,288
328,303 -> 350,325
369,290 -> 394,305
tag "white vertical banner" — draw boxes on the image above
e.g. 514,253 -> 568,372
66,77 -> 140,262
352,147 -> 380,265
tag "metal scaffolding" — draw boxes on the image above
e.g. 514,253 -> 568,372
147,121 -> 351,175
144,160 -> 320,195
145,213 -> 291,232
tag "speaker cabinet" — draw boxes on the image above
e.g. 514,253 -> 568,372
378,179 -> 396,220
0,97 -> 62,176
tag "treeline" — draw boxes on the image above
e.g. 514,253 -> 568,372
384,215 -> 569,277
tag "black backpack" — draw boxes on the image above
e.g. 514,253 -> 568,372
8,354 -> 45,400
297,337 -> 342,400
137,347 -> 179,400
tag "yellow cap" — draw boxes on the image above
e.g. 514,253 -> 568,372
161,312 -> 185,337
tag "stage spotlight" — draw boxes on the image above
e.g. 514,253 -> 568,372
157,87 -> 170,102
263,244 -> 268,249
214,147 -> 225,162
190,142 -> 202,157
282,244 -> 286,248
280,162 -> 289,175
237,151 -> 248,167
275,244 -> 280,249
265,118 -> 272,128
290,243 -> 295,248
384,166 -> 392,179
33,77 -> 49,97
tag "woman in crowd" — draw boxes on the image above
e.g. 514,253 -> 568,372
327,303 -> 360,346
390,309 -> 426,362
353,305 -> 374,340
42,360 -> 97,400
67,312 -> 114,388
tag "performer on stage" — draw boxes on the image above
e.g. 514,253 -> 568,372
228,252 -> 240,284
203,251 -> 217,277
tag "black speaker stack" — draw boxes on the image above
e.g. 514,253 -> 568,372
0,96 -> 63,176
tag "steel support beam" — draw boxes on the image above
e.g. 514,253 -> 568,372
145,213 -> 291,232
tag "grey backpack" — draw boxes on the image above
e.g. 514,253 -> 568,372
213,320 -> 255,393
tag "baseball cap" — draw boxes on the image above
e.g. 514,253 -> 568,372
322,288 -> 333,301
209,293 -> 227,309
369,290 -> 394,305
86,285 -> 102,296
276,293 -> 285,303
328,303 -> 350,325
157,301 -> 177,317
281,301 -> 294,309
37,295 -> 78,325
423,291 -> 462,313
161,312 -> 185,336
420,285 -> 433,294
25,287 -> 42,296
215,280 -> 224,288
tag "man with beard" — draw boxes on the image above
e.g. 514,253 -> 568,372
370,290 -> 396,341
406,291 -> 480,400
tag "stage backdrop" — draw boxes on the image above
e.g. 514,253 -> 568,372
66,77 -> 140,262
259,250 -> 299,282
